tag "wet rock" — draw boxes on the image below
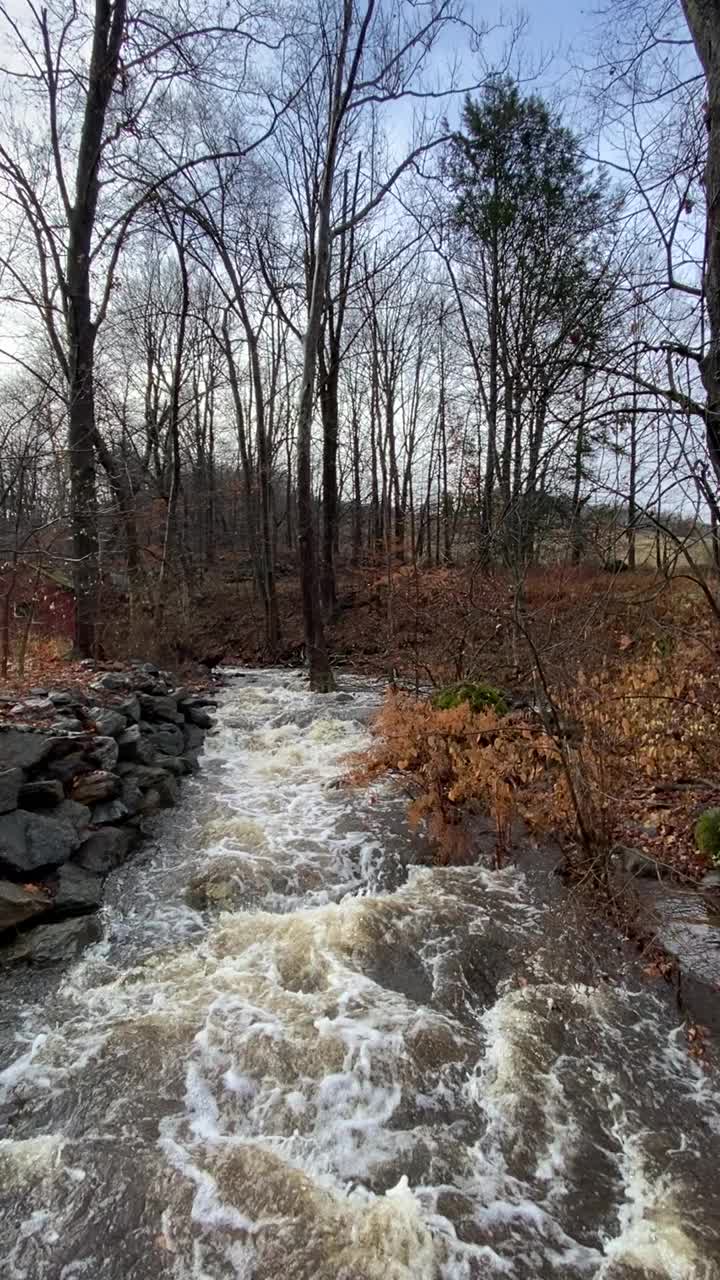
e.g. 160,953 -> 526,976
87,707 -> 127,739
132,764 -> 173,789
56,800 -> 92,832
118,724 -> 156,764
92,798 -> 129,825
0,809 -> 78,874
50,863 -> 103,914
138,693 -> 182,724
155,753 -> 188,776
117,694 -> 141,723
185,706 -> 214,729
18,779 -> 64,809
179,693 -> 219,711
186,858 -> 245,911
182,751 -> 200,774
29,687 -> 48,698
609,845 -> 665,879
183,723 -> 205,752
145,723 -> 184,756
140,788 -> 161,815
71,770 -> 120,805
87,735 -> 120,771
0,879 -> 52,931
155,774 -> 179,808
73,826 -> 139,875
0,729 -> 51,771
0,914 -> 101,966
121,776 -> 144,815
0,767 -> 23,814
700,870 -> 720,906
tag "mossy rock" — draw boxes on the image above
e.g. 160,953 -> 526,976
431,681 -> 508,716
695,808 -> 720,866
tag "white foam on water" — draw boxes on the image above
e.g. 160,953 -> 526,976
2,671 -> 720,1279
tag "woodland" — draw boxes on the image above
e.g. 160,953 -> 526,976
1,0 -> 720,881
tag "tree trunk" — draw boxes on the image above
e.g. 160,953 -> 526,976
319,360 -> 340,613
65,0 -> 128,656
682,1 -> 720,491
297,195 -> 334,691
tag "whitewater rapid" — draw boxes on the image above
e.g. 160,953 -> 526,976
0,669 -> 719,1279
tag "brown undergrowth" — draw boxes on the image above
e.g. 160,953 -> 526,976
350,597 -> 720,883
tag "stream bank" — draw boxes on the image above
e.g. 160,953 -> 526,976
0,660 -> 216,964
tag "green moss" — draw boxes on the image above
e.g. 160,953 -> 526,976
431,681 -> 508,716
695,808 -> 720,866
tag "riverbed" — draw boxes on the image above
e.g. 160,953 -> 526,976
1,669 -> 719,1279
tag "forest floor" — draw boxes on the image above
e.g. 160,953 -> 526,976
6,558 -> 720,888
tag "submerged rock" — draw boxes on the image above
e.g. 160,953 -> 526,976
186,858 -> 247,912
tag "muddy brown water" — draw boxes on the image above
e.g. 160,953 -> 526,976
0,669 -> 719,1279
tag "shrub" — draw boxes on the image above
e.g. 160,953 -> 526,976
350,691 -> 563,864
695,808 -> 720,866
431,681 -> 508,716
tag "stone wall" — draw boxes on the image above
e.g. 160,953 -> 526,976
0,661 -> 216,963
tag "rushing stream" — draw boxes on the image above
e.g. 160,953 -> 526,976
1,669 -> 719,1280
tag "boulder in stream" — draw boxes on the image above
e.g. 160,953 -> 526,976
50,863 -> 103,914
73,826 -> 139,875
144,723 -> 184,756
0,914 -> 102,966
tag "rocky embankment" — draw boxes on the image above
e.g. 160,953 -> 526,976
0,661 -> 216,964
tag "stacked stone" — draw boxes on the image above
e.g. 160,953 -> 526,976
0,661 -> 216,961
